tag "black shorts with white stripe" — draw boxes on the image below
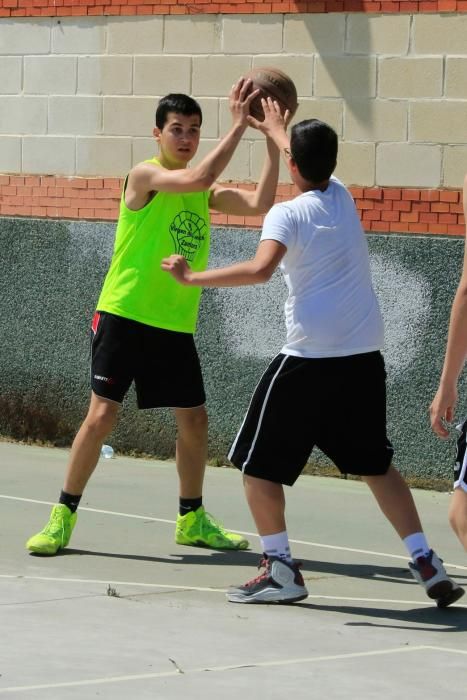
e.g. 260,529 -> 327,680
228,351 -> 393,485
454,419 -> 467,493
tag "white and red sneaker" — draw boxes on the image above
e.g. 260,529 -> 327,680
227,554 -> 308,604
409,550 -> 464,608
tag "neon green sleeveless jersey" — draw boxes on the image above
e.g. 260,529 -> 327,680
97,158 -> 210,333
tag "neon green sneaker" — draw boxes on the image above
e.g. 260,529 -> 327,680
175,506 -> 249,550
26,504 -> 77,555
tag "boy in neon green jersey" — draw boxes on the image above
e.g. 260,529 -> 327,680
26,79 -> 283,555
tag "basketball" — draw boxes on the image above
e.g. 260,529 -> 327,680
244,67 -> 298,122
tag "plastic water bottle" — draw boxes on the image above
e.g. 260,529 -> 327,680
101,444 -> 114,459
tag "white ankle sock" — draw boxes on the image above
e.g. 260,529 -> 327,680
260,531 -> 292,563
403,532 -> 430,561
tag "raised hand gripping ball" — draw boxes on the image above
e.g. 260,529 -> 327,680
244,67 -> 298,121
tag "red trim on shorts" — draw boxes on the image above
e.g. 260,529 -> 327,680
91,311 -> 100,334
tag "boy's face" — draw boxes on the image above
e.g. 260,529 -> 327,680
153,112 -> 201,167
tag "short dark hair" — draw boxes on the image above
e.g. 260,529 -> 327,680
290,119 -> 338,184
155,94 -> 203,129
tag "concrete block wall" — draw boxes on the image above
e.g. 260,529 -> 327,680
0,8 -> 467,234
0,13 -> 467,185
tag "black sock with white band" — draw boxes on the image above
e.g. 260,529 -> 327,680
59,490 -> 82,514
179,497 -> 202,516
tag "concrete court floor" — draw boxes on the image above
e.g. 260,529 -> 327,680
1,440 -> 467,699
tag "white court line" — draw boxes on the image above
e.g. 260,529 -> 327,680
2,493 -> 467,571
0,574 -> 222,594
0,645 -> 465,694
0,494 -> 174,525
1,574 -> 467,608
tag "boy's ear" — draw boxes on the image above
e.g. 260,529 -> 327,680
288,156 -> 297,173
153,126 -> 161,142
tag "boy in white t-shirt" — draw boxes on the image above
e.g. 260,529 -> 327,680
162,99 -> 464,607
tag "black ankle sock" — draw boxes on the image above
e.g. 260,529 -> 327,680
179,497 -> 202,516
59,490 -> 82,514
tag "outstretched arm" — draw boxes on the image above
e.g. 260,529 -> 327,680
209,98 -> 289,216
248,97 -> 292,166
161,239 -> 286,288
209,137 -> 280,216
430,174 -> 467,437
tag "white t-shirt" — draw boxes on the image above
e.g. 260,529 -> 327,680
260,176 -> 384,358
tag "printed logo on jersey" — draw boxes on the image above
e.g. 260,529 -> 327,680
169,210 -> 207,262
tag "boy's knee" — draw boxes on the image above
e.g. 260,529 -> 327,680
449,507 -> 467,533
448,495 -> 467,551
176,406 -> 208,435
85,406 -> 118,438
448,508 -> 458,533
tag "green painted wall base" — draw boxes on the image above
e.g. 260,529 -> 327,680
0,217 -> 464,482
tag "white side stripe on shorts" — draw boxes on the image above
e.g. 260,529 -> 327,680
455,441 -> 467,493
238,354 -> 289,473
228,354 -> 282,463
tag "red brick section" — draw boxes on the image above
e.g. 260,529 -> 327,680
352,186 -> 465,235
0,175 -> 121,221
0,0 -> 465,17
0,175 -> 465,235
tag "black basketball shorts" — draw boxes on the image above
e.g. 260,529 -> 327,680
90,311 -> 206,409
453,419 -> 467,493
229,351 -> 394,485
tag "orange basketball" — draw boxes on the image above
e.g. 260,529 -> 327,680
244,67 -> 298,121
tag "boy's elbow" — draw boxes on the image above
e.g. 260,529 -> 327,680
255,194 -> 276,215
259,271 -> 273,283
188,167 -> 216,191
200,173 -> 216,190
254,265 -> 274,283
265,192 -> 277,211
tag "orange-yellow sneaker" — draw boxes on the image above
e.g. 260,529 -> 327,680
175,506 -> 249,550
26,504 -> 77,555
